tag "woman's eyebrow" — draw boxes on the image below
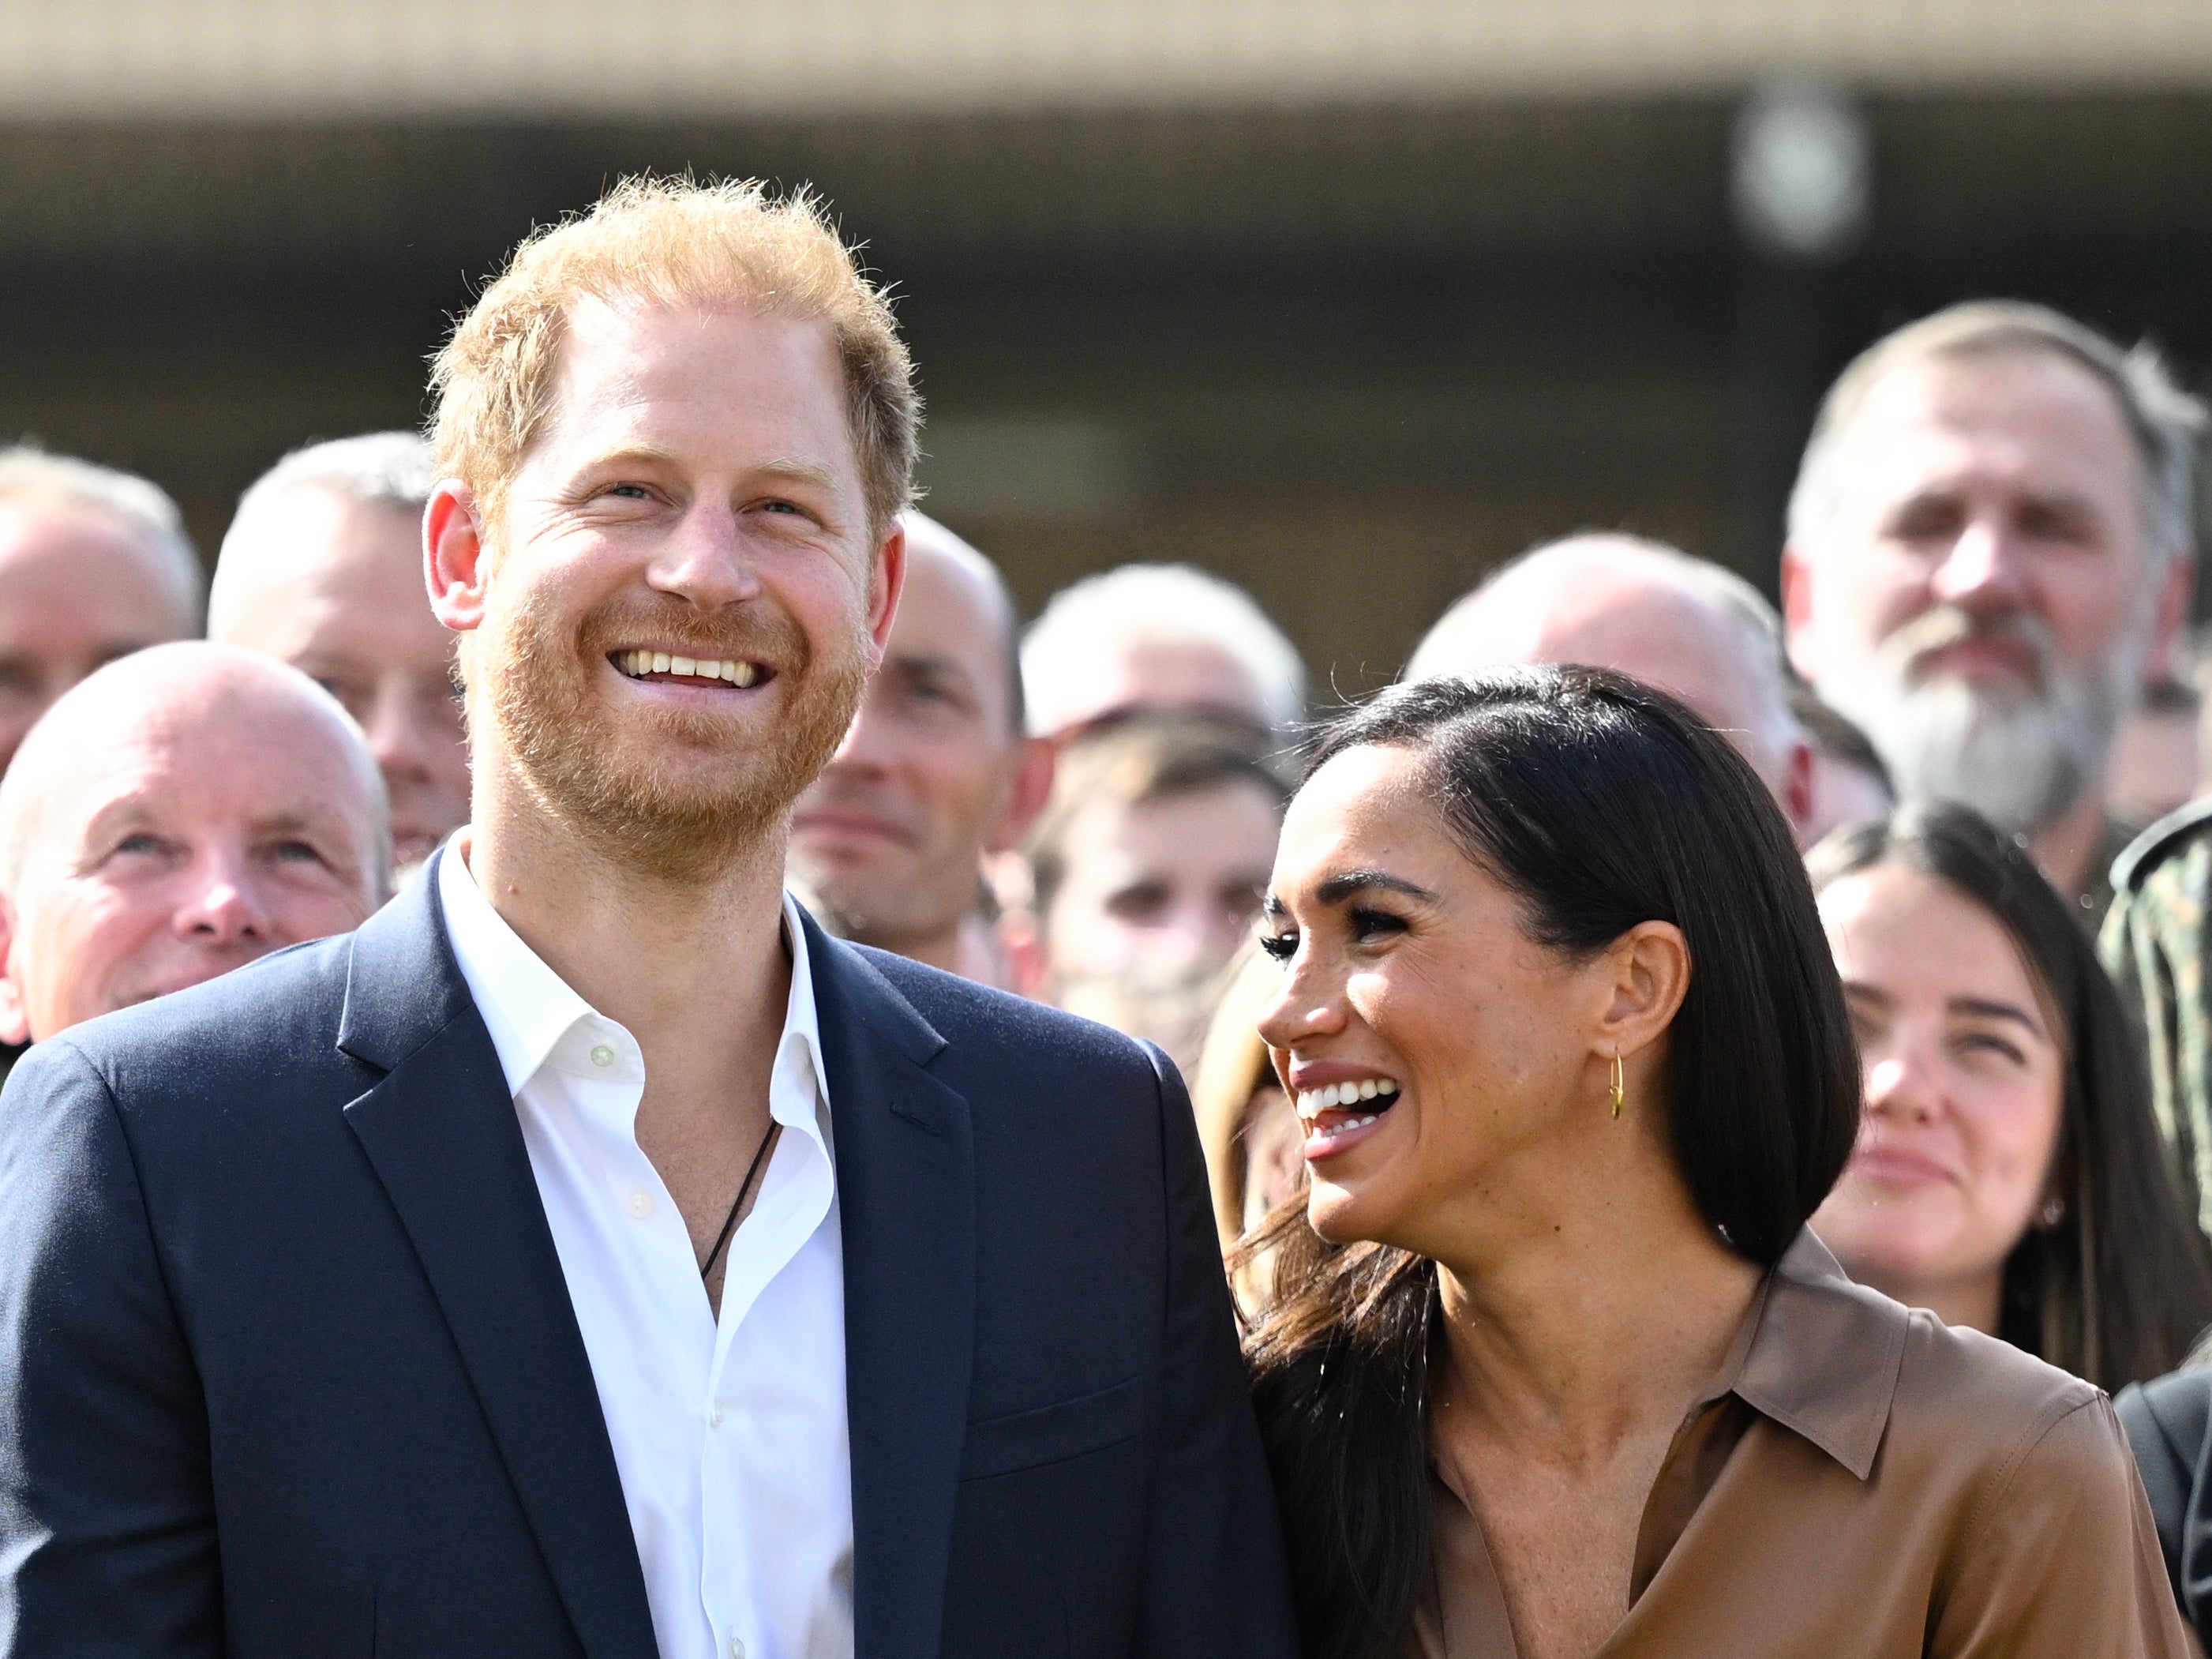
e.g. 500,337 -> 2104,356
1315,869 -> 1438,906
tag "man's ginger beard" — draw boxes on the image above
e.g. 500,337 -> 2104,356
478,583 -> 870,884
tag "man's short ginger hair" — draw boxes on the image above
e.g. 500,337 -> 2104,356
429,175 -> 920,537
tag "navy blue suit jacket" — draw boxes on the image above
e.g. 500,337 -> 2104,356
0,861 -> 1295,1657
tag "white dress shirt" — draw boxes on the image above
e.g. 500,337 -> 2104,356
437,844 -> 853,1659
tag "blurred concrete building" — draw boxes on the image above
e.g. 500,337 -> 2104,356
4,0 -> 2211,688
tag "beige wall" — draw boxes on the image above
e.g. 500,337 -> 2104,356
3,1 -> 2212,118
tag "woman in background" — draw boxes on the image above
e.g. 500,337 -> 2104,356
1808,805 -> 2212,1391
1245,668 -> 2185,1659
1194,945 -> 1304,1251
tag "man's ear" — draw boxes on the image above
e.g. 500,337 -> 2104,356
0,895 -> 32,1046
1783,738 -> 1818,851
866,520 -> 908,663
1778,545 -> 1822,682
426,481 -> 492,636
987,738 -> 1057,856
2146,551 -> 2195,689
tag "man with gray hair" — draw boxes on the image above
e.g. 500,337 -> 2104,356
1408,532 -> 1818,844
210,431 -> 467,872
0,445 -> 201,776
1781,299 -> 2202,914
1019,562 -> 1307,739
0,642 -> 388,1051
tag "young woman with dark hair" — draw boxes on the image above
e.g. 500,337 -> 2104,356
1805,804 -> 2212,1391
1244,667 -> 2186,1659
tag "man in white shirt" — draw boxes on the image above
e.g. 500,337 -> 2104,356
0,178 -> 1295,1659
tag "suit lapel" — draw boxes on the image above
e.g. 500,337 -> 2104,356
808,921 -> 977,1659
336,861 -> 658,1659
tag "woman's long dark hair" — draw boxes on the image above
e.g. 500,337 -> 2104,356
1807,803 -> 2212,1391
1242,667 -> 1861,1659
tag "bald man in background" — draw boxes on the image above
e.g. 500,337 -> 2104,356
0,447 -> 201,777
0,642 -> 388,1049
210,433 -> 468,873
1408,533 -> 1818,844
789,511 -> 1053,984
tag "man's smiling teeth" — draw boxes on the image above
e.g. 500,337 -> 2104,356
1295,1078 -> 1399,1120
617,650 -> 759,687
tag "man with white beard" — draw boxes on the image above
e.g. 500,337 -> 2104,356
1781,300 -> 2203,920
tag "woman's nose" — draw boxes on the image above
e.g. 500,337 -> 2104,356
1256,958 -> 1346,1049
1863,1049 -> 1939,1125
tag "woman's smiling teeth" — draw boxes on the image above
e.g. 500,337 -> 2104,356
1296,1077 -> 1398,1117
614,650 -> 760,687
1296,1077 -> 1400,1136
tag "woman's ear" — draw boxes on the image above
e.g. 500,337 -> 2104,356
1598,920 -> 1692,1063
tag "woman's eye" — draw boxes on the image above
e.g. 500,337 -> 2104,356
1956,1031 -> 2027,1067
1348,907 -> 1408,943
1257,932 -> 1297,963
113,833 -> 162,858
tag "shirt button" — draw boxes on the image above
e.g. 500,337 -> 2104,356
728,1640 -> 746,1659
709,1402 -> 725,1428
589,1043 -> 617,1068
625,1191 -> 654,1219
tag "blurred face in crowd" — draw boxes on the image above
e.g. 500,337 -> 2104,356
1052,640 -> 1273,738
1783,348 -> 2180,838
1810,860 -> 2066,1332
214,485 -> 469,871
1417,542 -> 1813,841
427,298 -> 901,880
0,497 -> 194,776
0,648 -> 387,1043
790,529 -> 1050,968
1043,778 -> 1281,997
1256,741 -> 1689,1256
1801,749 -> 1895,850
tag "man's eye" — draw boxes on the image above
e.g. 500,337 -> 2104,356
269,840 -> 324,865
605,483 -> 651,501
113,833 -> 163,857
1104,884 -> 1172,924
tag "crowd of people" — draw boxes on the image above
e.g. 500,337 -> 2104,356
4,175 -> 2212,1656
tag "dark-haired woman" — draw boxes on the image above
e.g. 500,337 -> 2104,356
1245,666 -> 2186,1659
1807,805 -> 2212,1391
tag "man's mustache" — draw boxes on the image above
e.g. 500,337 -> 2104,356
1879,604 -> 2056,688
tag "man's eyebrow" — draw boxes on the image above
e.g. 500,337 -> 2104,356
751,457 -> 842,493
1949,995 -> 2046,1037
1314,869 -> 1439,906
568,449 -> 842,494
889,651 -> 968,683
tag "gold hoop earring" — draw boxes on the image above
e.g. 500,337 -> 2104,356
1610,1051 -> 1625,1120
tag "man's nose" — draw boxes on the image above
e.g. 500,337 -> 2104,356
171,848 -> 276,948
364,683 -> 436,786
644,500 -> 767,610
825,691 -> 894,773
1929,516 -> 2029,614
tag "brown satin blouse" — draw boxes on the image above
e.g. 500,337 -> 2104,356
1408,1230 -> 2192,1658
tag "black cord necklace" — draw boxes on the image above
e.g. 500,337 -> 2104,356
699,1118 -> 781,1282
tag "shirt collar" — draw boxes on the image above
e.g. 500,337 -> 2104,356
433,838 -> 830,1125
1700,1228 -> 1910,1482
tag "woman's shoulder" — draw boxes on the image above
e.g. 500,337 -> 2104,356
1885,1308 -> 2124,1492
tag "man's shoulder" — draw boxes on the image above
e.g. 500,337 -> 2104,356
2112,797 -> 2212,902
17,932 -> 359,1106
843,942 -> 1166,1087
